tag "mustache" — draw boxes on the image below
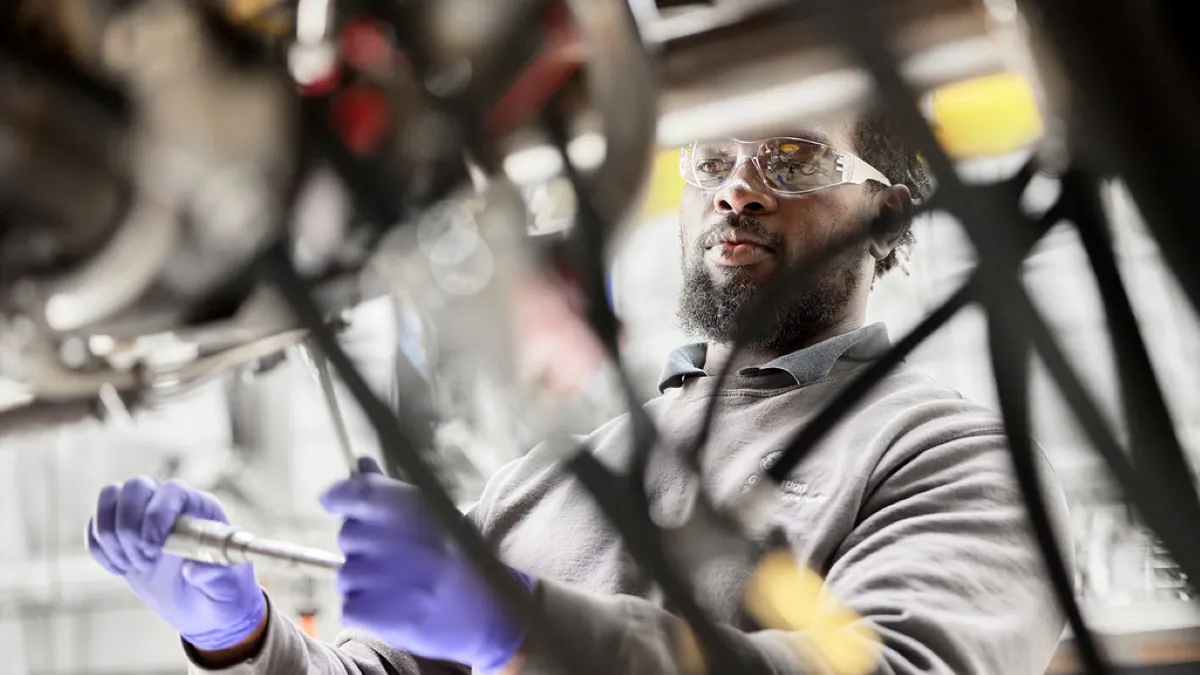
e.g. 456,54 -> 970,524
695,215 -> 785,252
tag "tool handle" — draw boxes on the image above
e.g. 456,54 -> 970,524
164,515 -> 344,578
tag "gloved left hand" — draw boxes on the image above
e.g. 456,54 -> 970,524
86,478 -> 267,651
321,457 -> 534,673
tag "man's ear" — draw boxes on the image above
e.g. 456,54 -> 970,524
868,184 -> 914,261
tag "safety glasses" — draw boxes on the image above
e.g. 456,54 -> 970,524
679,137 -> 891,195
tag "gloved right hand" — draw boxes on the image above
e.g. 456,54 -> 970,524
86,478 -> 267,651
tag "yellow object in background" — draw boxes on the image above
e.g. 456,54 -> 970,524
223,0 -> 293,36
638,73 -> 1045,218
745,550 -> 880,675
928,73 -> 1044,160
641,149 -> 688,221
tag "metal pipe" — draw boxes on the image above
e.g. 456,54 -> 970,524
0,398 -> 100,439
162,515 -> 343,579
305,341 -> 360,476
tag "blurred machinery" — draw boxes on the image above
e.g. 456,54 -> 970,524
0,0 -> 1021,512
3,1 -> 1200,674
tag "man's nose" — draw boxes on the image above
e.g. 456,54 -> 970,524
712,161 -> 778,215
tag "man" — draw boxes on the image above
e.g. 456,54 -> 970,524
86,113 -> 1070,675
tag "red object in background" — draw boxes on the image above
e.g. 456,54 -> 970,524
299,70 -> 341,97
299,613 -> 319,638
340,18 -> 395,72
330,85 -> 391,155
514,271 -> 613,397
486,2 -> 585,134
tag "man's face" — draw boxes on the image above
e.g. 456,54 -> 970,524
676,124 -> 884,352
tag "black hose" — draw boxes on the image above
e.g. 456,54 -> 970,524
987,302 -> 1110,674
817,1 -> 1113,672
765,182 -> 1063,485
1018,0 -> 1200,318
822,0 -> 1200,598
543,96 -> 754,674
1064,167 -> 1200,538
261,244 -> 593,675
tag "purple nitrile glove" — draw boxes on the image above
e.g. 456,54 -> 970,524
321,457 -> 535,674
86,478 -> 267,651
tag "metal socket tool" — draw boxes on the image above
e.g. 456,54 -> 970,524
163,515 -> 344,579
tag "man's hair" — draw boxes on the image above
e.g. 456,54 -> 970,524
849,111 -> 933,278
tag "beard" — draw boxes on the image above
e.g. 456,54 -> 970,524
676,217 -> 863,353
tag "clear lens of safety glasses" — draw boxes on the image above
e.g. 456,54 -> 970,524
678,137 -> 891,195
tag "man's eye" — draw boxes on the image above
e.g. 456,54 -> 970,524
696,159 -> 729,175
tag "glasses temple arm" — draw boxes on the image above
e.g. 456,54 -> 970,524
845,153 -> 892,186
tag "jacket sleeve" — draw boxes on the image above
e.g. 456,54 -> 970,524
184,598 -> 470,675
518,430 -> 1070,675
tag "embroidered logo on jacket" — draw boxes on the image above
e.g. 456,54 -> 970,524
742,451 -> 818,501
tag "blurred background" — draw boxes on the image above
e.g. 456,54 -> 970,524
2,1 -> 1200,673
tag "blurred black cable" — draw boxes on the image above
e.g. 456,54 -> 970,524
0,398 -> 104,440
822,0 -> 1200,591
1064,167 -> 1200,527
555,86 -> 912,675
364,0 -> 551,177
242,21 -> 591,670
987,305 -> 1110,674
819,0 -> 1101,668
686,178 -> 983,475
274,8 -> 726,672
667,27 -> 1045,478
671,157 -> 975,476
543,96 -> 755,674
542,111 -> 623,357
678,227 -> 871,475
821,4 -> 1200,675
1019,0 -> 1200,319
541,105 -> 660,505
765,170 -> 1061,484
260,243 -> 593,675
567,450 -> 762,675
